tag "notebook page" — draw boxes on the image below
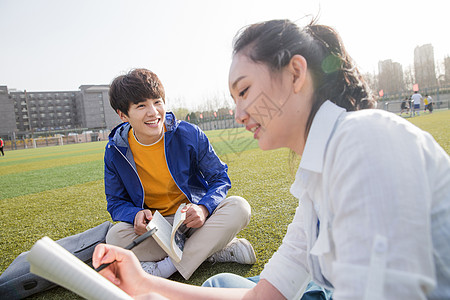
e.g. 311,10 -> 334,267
27,236 -> 132,300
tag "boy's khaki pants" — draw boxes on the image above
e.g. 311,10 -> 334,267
106,196 -> 251,280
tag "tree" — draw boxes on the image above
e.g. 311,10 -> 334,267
165,96 -> 190,120
362,72 -> 378,95
442,56 -> 450,85
403,65 -> 415,92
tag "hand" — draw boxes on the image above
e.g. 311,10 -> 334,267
134,209 -> 152,236
92,244 -> 149,296
182,204 -> 209,228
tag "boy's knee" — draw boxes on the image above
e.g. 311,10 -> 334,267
221,196 -> 251,225
105,222 -> 135,247
228,195 -> 250,210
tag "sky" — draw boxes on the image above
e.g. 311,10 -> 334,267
0,0 -> 448,110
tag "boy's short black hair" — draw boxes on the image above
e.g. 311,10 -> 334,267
109,68 -> 165,116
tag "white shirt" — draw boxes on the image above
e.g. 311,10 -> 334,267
260,101 -> 450,300
411,93 -> 423,104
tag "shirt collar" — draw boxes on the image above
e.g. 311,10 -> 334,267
299,100 -> 345,174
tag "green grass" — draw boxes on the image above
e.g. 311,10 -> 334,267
406,109 -> 450,153
0,110 -> 448,299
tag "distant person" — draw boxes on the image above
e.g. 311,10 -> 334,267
399,97 -> 409,115
426,94 -> 434,113
104,68 -> 255,280
424,95 -> 428,112
411,90 -> 422,116
93,20 -> 450,299
0,137 -> 4,156
409,96 -> 414,117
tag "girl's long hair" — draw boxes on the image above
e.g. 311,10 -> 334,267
233,19 -> 377,138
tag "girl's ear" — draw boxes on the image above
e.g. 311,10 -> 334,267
289,55 -> 308,94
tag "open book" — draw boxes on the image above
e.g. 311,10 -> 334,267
26,236 -> 132,300
146,203 -> 187,263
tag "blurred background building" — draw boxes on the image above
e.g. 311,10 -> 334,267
0,85 -> 121,139
414,44 -> 437,89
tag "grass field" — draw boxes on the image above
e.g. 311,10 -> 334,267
0,109 -> 448,299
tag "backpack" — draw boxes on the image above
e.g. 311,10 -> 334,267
0,221 -> 113,299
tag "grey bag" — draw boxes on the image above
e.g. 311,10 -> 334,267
0,221 -> 113,299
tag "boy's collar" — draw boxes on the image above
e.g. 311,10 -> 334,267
164,112 -> 177,132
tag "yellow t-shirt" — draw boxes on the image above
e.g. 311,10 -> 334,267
128,128 -> 188,216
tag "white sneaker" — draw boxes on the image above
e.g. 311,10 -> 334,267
140,261 -> 163,277
208,238 -> 256,264
140,259 -> 176,278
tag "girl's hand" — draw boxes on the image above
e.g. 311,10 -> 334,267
93,243 -> 149,296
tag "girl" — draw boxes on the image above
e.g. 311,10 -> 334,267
93,19 -> 450,300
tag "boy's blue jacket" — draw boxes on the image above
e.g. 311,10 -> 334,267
104,112 -> 231,224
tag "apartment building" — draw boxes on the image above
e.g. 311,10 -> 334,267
0,85 -> 121,138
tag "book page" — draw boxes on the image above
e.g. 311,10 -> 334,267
170,204 -> 187,261
27,236 -> 132,300
147,210 -> 176,260
146,204 -> 186,262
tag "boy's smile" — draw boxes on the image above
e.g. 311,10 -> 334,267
118,98 -> 166,145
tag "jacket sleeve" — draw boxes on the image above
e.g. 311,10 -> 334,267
195,129 -> 231,215
104,147 -> 142,224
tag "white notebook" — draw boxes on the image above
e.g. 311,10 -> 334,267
27,236 -> 132,300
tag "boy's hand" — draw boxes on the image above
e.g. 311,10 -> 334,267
134,209 -> 152,236
182,204 -> 209,228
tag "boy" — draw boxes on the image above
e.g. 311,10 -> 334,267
411,90 -> 422,116
104,69 -> 255,280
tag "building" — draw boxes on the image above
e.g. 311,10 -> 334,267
414,44 -> 437,89
11,89 -> 79,133
378,59 -> 404,95
0,86 -> 17,137
0,85 -> 121,139
77,85 -> 117,129
444,56 -> 450,85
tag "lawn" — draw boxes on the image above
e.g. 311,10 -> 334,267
0,109 -> 448,299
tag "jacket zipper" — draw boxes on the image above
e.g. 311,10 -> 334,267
113,144 -> 145,209
163,134 -> 191,203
